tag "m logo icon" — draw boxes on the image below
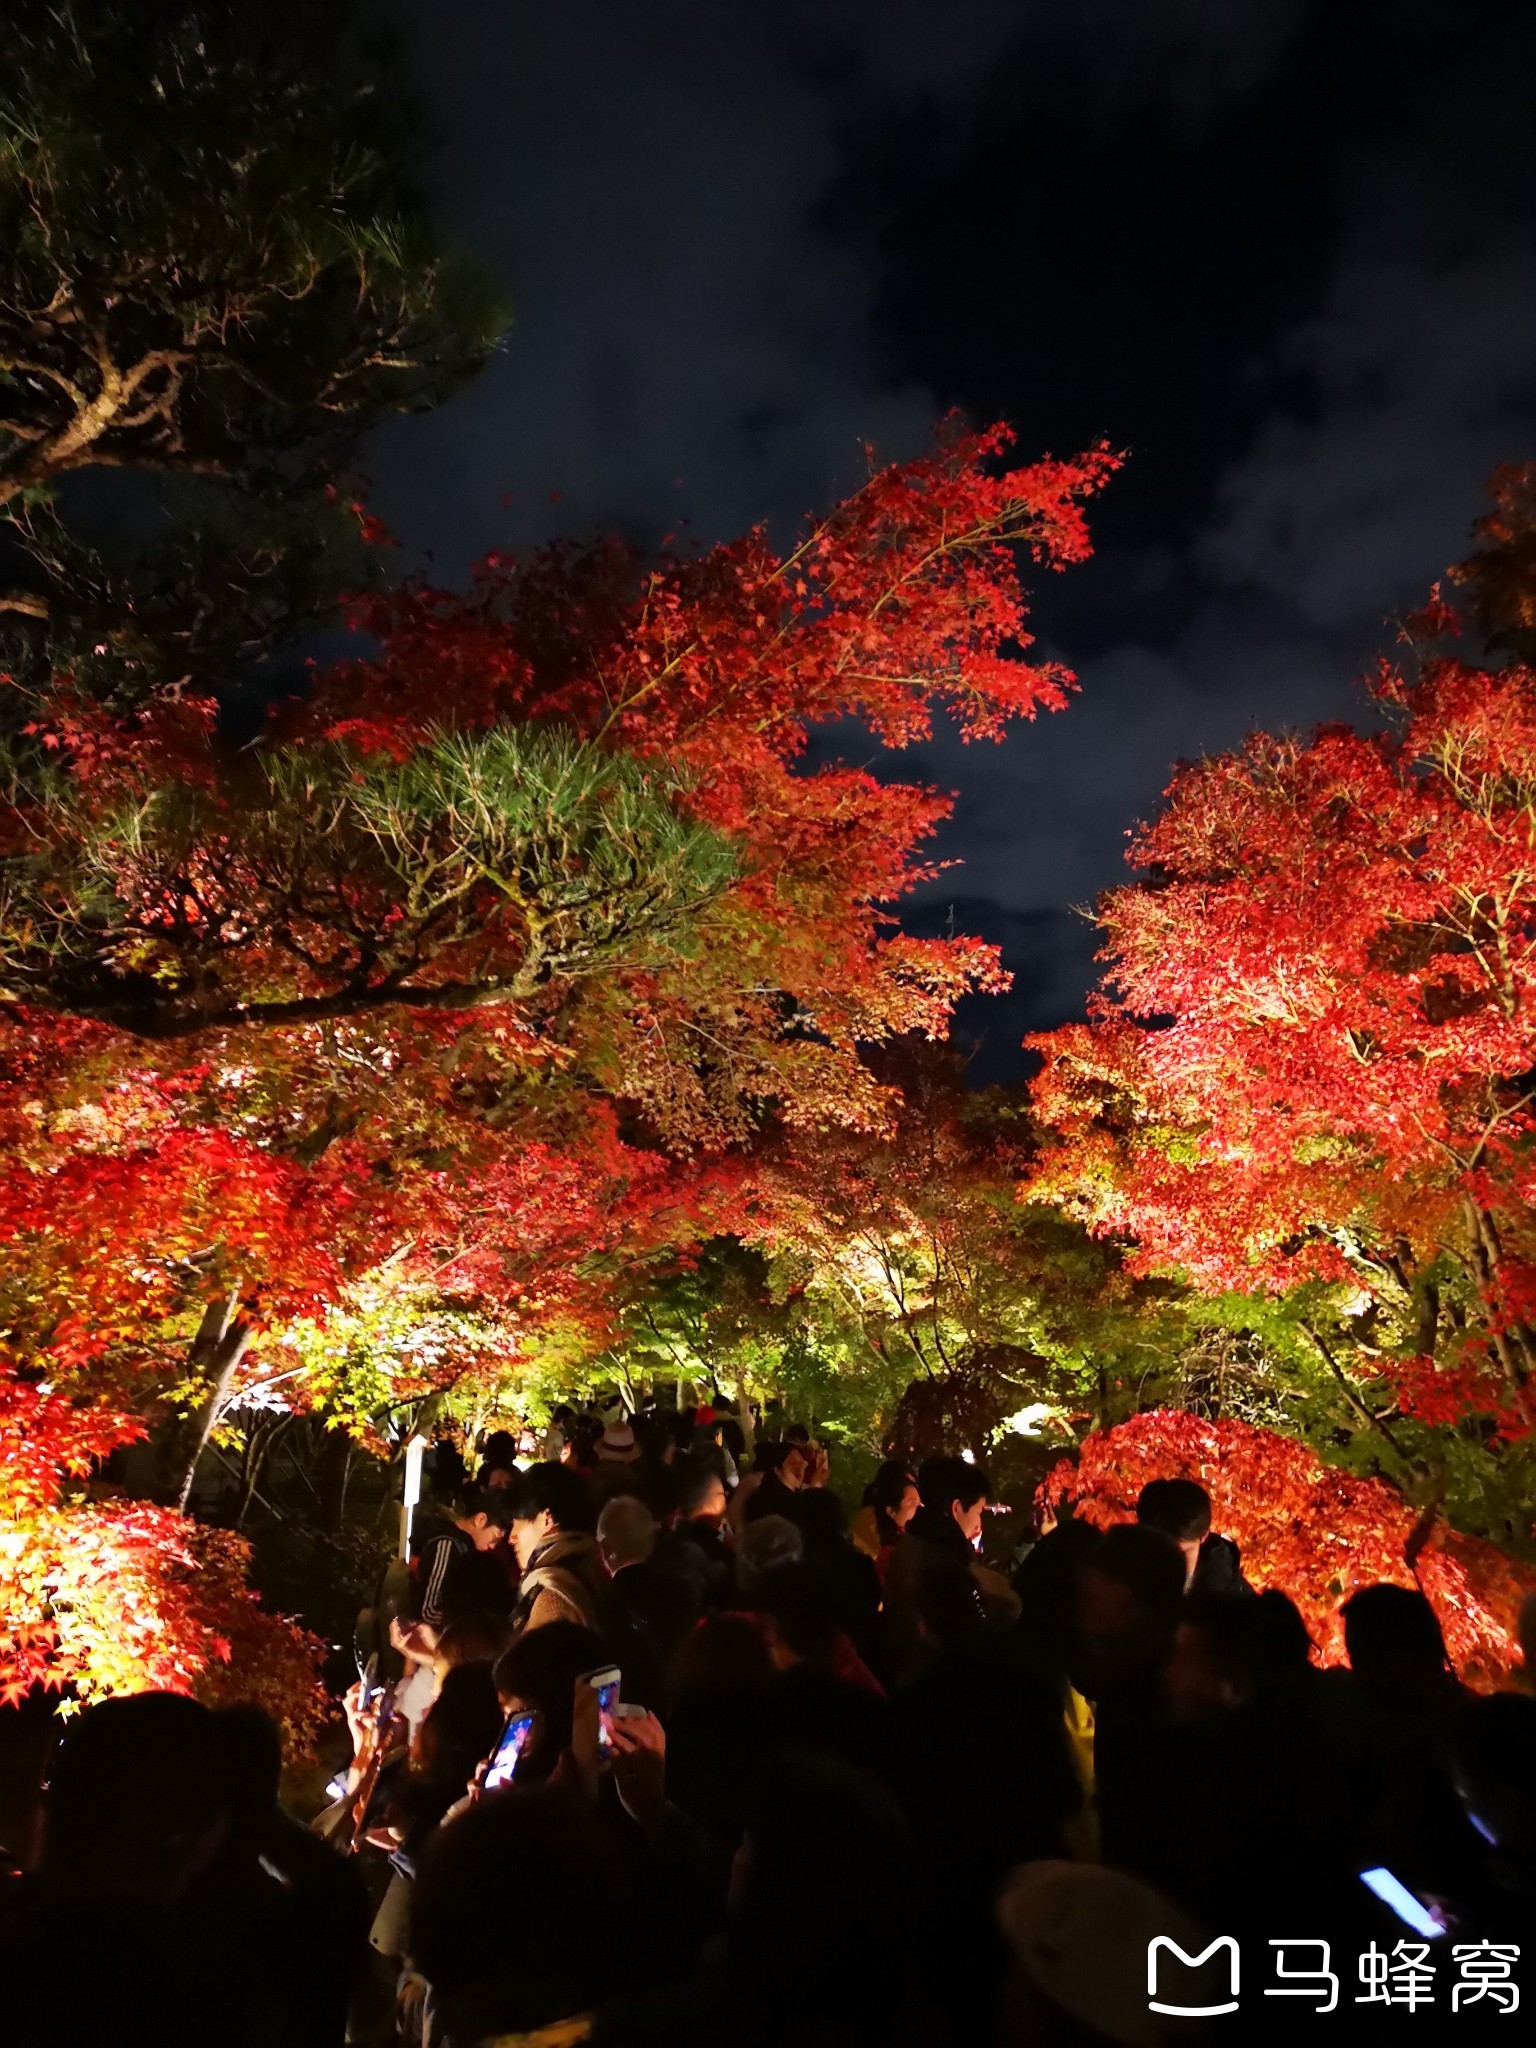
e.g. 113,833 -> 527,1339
1147,1935 -> 1241,2017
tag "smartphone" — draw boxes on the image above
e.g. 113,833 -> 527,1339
1360,1867 -> 1447,1940
484,1709 -> 537,1790
582,1663 -> 623,1753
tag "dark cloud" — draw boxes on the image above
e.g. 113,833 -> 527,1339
370,1 -> 1024,564
372,0 -> 1536,1074
863,0 -> 1536,1059
1199,245 -> 1536,626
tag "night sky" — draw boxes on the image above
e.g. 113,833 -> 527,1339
369,0 -> 1536,1080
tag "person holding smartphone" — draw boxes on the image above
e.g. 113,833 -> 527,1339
486,1621 -> 612,1787
481,1708 -> 538,1792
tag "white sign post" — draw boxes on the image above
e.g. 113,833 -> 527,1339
399,1433 -> 428,1561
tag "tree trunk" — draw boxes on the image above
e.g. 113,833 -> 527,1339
316,1425 -> 353,1537
1404,1497 -> 1441,1571
167,1289 -> 253,1511
1464,1196 -> 1534,1395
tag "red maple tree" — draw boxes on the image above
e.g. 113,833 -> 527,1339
1027,596 -> 1536,1440
1042,1410 -> 1531,1686
0,419 -> 1116,1713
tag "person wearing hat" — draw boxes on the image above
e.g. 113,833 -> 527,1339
596,1418 -> 641,1465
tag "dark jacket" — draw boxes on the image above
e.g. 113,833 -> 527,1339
1191,1531 -> 1254,1598
409,1516 -> 474,1627
610,1559 -> 699,1670
882,1506 -> 988,1674
741,1470 -> 807,1527
663,1522 -> 735,1609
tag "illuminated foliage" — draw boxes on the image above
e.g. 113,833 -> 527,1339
743,1055 -> 1171,1456
1043,1410 -> 1531,1686
0,418 -> 1113,1716
1028,599 -> 1536,1453
0,1401 -> 325,1742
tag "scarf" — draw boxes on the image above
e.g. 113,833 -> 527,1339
516,1530 -> 603,1629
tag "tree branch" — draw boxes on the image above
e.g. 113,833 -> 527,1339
1300,1320 -> 1409,1456
6,975 -> 533,1041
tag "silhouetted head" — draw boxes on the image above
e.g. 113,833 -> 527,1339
1165,1586 -> 1314,1721
209,1703 -> 282,1857
1082,1523 -> 1187,1634
1136,1478 -> 1213,1584
1342,1583 -> 1452,1704
414,1662 -> 502,1791
793,1485 -> 849,1554
755,1561 -> 842,1671
732,1752 -> 918,2000
42,1692 -> 226,1896
736,1513 -> 804,1597
597,1492 -> 657,1572
1247,1588 -> 1314,1683
675,1456 -> 729,1526
670,1613 -> 777,1698
1013,1518 -> 1104,1673
412,1784 -> 628,2036
491,1619 -> 610,1779
433,1612 -> 515,1680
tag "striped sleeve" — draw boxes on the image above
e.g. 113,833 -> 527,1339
420,1535 -> 456,1624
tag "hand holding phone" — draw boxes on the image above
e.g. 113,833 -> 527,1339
342,1679 -> 378,1756
1360,1867 -> 1448,1939
484,1709 -> 537,1790
581,1663 -> 624,1754
606,1705 -> 667,1834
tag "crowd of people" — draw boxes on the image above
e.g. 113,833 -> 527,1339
3,1399 -> 1535,2047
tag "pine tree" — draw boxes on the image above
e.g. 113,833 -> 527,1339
0,0 -> 498,703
